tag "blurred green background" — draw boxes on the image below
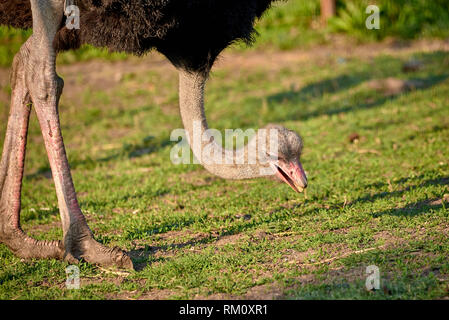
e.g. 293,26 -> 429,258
1,0 -> 448,67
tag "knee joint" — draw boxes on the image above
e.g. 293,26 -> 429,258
27,68 -> 64,103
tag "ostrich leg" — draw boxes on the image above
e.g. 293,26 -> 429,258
0,0 -> 132,268
0,39 -> 64,259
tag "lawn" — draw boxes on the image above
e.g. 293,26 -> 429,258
0,38 -> 448,299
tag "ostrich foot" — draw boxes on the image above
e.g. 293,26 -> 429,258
0,220 -> 132,269
64,222 -> 133,269
0,222 -> 65,260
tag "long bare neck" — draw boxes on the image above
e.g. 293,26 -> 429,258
178,70 -> 268,180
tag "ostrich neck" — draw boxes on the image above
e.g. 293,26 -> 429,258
178,70 -> 267,180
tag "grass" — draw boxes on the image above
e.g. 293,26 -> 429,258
0,39 -> 448,299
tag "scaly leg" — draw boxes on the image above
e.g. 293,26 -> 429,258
0,0 -> 132,268
0,39 -> 64,259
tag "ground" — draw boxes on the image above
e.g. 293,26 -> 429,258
0,39 -> 448,300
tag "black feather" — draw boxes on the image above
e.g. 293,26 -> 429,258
0,0 -> 282,73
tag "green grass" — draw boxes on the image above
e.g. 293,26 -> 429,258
0,41 -> 448,299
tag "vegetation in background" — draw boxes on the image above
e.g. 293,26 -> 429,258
1,0 -> 449,67
243,0 -> 324,50
0,27 -> 127,68
0,27 -> 28,67
329,0 -> 449,41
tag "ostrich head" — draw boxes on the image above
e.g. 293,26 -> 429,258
262,124 -> 308,193
178,70 -> 308,194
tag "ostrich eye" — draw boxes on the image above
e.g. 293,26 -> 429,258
267,152 -> 283,162
266,152 -> 275,159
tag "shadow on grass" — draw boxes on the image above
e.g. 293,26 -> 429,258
129,235 -> 214,271
350,175 -> 449,217
127,202 -> 306,271
98,135 -> 173,162
365,173 -> 449,189
355,176 -> 448,203
264,51 -> 448,124
265,73 -> 448,122
20,207 -> 59,223
25,135 -> 174,180
372,198 -> 445,218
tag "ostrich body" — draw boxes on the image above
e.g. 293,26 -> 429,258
0,0 -> 307,269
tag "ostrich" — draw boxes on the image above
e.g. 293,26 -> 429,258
0,0 -> 308,269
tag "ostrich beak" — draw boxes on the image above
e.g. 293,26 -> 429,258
272,159 -> 308,193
